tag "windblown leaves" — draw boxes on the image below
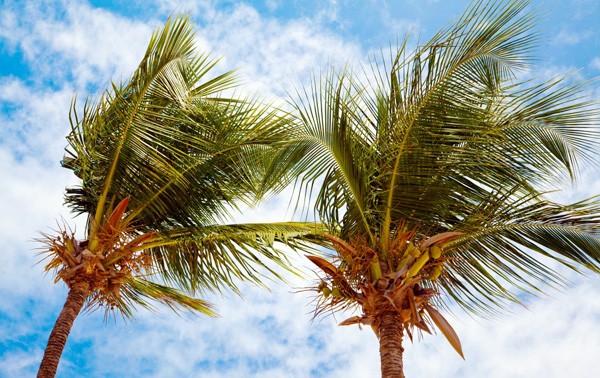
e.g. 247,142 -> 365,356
62,14 -> 295,234
148,222 -> 324,293
283,0 -> 600,318
54,14 -> 325,319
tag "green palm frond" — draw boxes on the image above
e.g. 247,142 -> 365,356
120,277 -> 217,318
83,275 -> 217,319
270,71 -> 378,239
62,15 -> 291,234
435,193 -> 600,313
64,15 -> 226,224
146,222 -> 326,293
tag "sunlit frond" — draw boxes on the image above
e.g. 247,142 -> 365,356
146,222 -> 326,293
119,277 -> 217,317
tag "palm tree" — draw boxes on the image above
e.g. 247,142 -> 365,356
37,15 -> 319,378
271,1 -> 600,377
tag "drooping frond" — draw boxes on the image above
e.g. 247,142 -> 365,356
437,192 -> 600,314
266,71 -> 380,240
64,15 -> 227,223
116,277 -> 217,318
56,14 -> 328,322
375,1 -> 599,238
146,222 -> 326,293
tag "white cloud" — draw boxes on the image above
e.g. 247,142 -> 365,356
377,10 -> 421,39
0,78 -> 75,161
265,0 -> 281,12
1,1 -> 600,377
591,57 -> 600,70
0,0 -> 154,88
190,3 -> 363,99
0,349 -> 42,378
552,29 -> 592,46
0,146 -> 79,319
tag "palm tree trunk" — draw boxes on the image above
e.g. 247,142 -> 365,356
37,281 -> 90,378
378,310 -> 405,378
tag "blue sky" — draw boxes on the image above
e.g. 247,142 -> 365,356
1,1 -> 600,377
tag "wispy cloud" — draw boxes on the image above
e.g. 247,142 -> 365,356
0,0 -> 154,89
191,2 -> 363,98
552,29 -> 593,46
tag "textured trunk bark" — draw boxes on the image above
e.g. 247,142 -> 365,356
378,310 -> 405,378
37,281 -> 89,378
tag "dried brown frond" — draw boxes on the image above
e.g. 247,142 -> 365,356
37,198 -> 158,316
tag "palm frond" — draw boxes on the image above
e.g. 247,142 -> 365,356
63,15 -> 291,232
119,276 -> 217,317
145,222 -> 326,293
57,14 -> 326,323
269,71 -> 381,240
380,0 -> 539,235
437,192 -> 600,313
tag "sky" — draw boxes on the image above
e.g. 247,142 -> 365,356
1,0 -> 600,377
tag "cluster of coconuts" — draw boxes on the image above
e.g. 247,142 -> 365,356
317,281 -> 344,298
403,242 -> 444,280
315,241 -> 447,298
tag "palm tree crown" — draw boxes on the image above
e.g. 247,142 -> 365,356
37,14 -> 320,378
270,0 -> 600,376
